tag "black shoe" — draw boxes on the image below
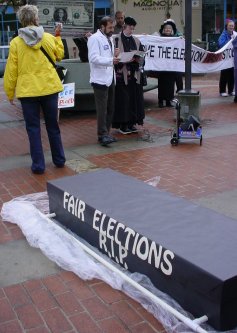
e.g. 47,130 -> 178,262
159,102 -> 164,108
234,97 -> 237,103
105,134 -> 117,142
32,169 -> 45,175
55,164 -> 65,168
119,127 -> 132,134
98,135 -> 116,143
128,125 -> 138,133
166,101 -> 172,107
98,135 -> 114,146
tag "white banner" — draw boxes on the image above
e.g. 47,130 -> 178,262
137,35 -> 234,74
58,82 -> 75,108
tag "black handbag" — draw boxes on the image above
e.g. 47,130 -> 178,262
40,46 -> 66,82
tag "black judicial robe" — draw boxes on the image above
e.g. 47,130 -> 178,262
112,33 -> 145,128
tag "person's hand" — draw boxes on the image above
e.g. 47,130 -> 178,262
113,57 -> 120,64
114,48 -> 120,58
9,99 -> 15,105
85,32 -> 92,38
55,23 -> 62,37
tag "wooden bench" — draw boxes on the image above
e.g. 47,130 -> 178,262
59,59 -> 158,111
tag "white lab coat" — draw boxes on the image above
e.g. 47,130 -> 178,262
88,29 -> 115,86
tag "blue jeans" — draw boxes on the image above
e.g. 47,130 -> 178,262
20,93 -> 66,172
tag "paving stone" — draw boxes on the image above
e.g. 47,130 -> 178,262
66,279 -> 94,300
41,308 -> 73,333
98,317 -> 129,333
23,279 -> 44,293
55,291 -> 84,315
25,326 -> 51,333
0,320 -> 23,333
81,296 -> 112,320
42,275 -> 68,296
92,282 -> 125,304
4,284 -> 30,309
15,303 -> 44,329
130,322 -> 161,333
110,300 -> 144,327
69,312 -> 102,333
0,298 -> 16,323
30,289 -> 57,311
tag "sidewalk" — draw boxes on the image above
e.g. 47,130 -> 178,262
0,73 -> 237,333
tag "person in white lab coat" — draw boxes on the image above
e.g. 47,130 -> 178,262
88,16 -> 120,146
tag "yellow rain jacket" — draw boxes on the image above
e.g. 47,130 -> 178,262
4,26 -> 64,100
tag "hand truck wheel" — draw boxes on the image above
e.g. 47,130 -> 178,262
171,138 -> 179,146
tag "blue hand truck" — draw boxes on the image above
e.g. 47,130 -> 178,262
170,99 -> 203,146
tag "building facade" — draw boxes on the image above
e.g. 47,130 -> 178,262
111,0 -> 236,42
0,1 -> 236,49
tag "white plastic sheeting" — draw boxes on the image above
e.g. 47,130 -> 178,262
1,192 -> 235,333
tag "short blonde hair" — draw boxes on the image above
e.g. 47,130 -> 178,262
17,5 -> 39,27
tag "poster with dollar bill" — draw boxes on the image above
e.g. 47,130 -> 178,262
38,0 -> 94,31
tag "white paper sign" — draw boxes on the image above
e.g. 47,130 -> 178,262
58,82 -> 75,108
118,50 -> 147,63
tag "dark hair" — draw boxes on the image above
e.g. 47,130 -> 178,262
124,16 -> 137,26
159,21 -> 177,35
99,16 -> 113,28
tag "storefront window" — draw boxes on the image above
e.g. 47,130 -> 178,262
94,0 -> 110,31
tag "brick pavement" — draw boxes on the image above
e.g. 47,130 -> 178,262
0,73 -> 237,332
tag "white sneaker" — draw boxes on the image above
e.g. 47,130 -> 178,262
220,93 -> 228,97
229,92 -> 235,96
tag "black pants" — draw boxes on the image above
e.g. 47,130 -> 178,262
175,72 -> 183,92
219,67 -> 234,94
158,71 -> 175,104
92,83 -> 115,137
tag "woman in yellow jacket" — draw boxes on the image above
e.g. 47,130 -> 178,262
4,4 -> 66,174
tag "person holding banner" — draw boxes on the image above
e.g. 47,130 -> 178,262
3,5 -> 66,174
218,20 -> 237,97
164,18 -> 184,93
158,21 -> 177,107
233,37 -> 237,103
112,16 -> 145,134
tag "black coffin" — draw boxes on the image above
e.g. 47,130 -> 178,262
47,169 -> 237,331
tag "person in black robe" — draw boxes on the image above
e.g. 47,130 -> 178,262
112,16 -> 145,134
